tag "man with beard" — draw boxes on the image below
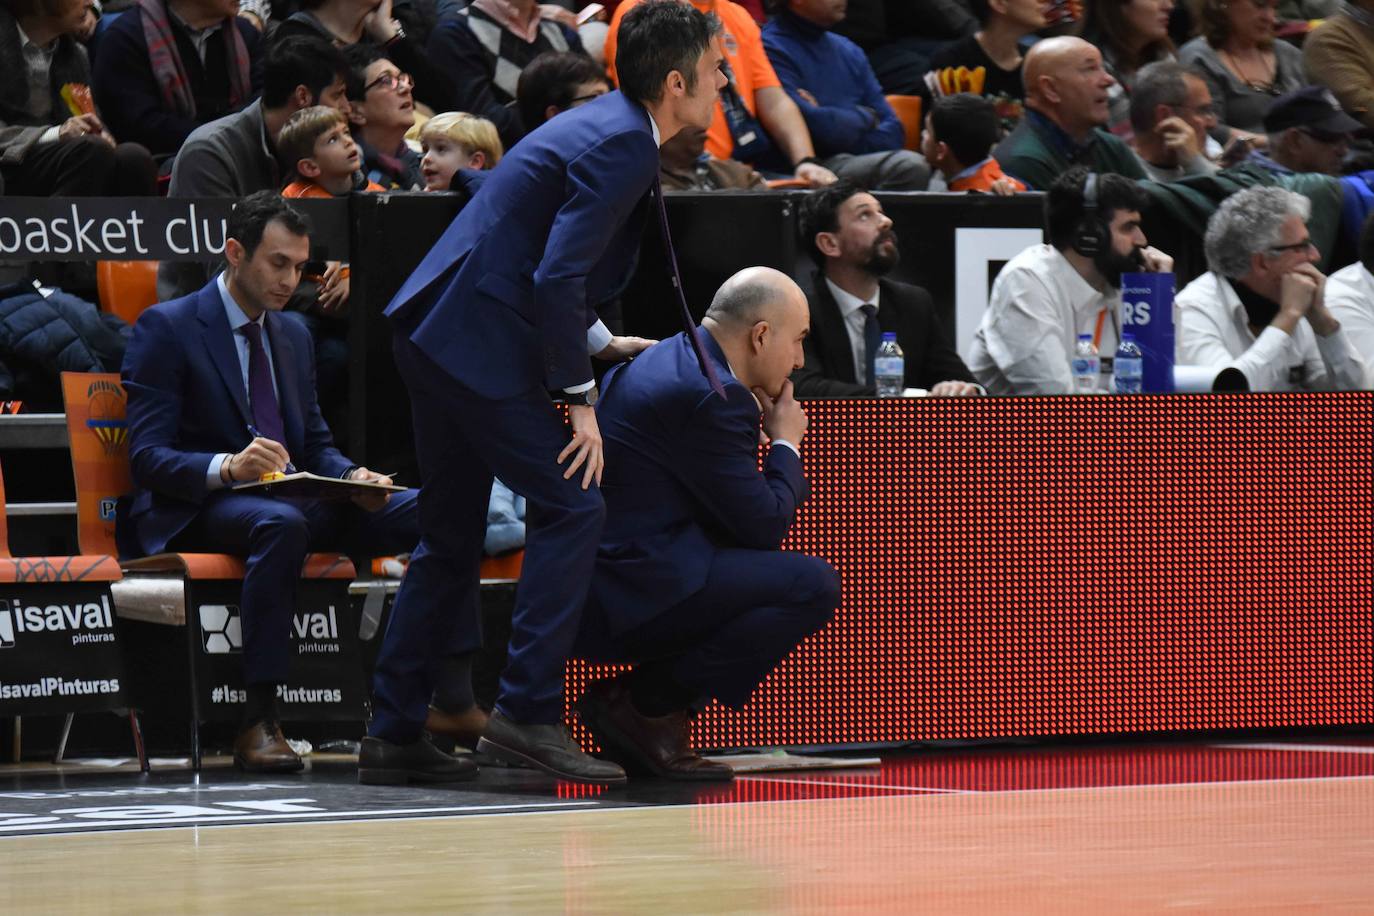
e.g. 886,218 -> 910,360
968,167 -> 1173,395
1176,187 -> 1368,391
792,181 -> 980,397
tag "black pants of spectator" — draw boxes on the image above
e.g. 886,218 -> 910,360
0,135 -> 157,197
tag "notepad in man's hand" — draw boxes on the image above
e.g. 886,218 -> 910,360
231,472 -> 405,500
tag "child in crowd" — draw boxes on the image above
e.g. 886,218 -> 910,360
922,94 -> 1027,195
418,112 -> 502,192
277,106 -> 384,198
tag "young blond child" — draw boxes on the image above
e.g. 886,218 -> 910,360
418,112 -> 502,192
278,106 -> 384,199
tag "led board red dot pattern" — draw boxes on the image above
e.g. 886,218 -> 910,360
565,395 -> 1374,750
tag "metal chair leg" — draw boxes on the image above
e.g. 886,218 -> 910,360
52,713 -> 74,764
128,709 -> 149,774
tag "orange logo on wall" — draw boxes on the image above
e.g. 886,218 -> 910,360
85,380 -> 127,456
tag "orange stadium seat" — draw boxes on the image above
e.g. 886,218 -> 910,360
886,95 -> 923,152
95,260 -> 159,325
0,459 -> 147,770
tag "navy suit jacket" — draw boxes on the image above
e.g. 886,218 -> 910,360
117,281 -> 353,558
385,90 -> 658,399
588,329 -> 810,638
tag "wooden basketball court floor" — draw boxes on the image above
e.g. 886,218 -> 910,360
2,735 -> 1373,913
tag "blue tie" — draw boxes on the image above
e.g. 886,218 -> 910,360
861,303 -> 881,386
240,322 -> 285,445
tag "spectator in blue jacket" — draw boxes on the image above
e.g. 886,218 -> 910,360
762,0 -> 929,190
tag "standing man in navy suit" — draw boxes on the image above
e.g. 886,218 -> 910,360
575,267 -> 841,780
118,193 -> 464,777
364,0 -> 729,785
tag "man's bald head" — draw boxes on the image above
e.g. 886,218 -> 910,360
1023,36 -> 1114,139
703,266 -> 810,397
704,266 -> 807,329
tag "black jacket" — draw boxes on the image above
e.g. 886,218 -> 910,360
0,283 -> 129,408
792,268 -> 975,397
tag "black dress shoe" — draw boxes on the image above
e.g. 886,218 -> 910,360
358,734 -> 480,785
476,711 -> 626,785
577,678 -> 734,782
233,721 -> 304,773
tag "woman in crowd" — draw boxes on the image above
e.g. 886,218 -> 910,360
924,0 -> 1049,134
1179,0 -> 1306,146
1081,0 -> 1177,139
272,0 -> 457,112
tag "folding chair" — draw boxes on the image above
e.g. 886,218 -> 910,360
0,460 -> 145,770
885,95 -> 924,152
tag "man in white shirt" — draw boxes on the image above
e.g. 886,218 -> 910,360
1324,214 -> 1374,367
968,166 -> 1174,395
1176,186 -> 1369,391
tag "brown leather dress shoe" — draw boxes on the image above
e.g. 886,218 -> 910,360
424,704 -> 489,751
233,721 -> 304,773
576,677 -> 734,782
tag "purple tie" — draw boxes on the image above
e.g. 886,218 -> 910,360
240,322 -> 285,445
653,177 -> 726,398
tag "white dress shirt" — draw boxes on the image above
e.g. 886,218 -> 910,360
1175,271 -> 1369,391
1323,262 -> 1374,372
967,244 -> 1120,396
824,277 -> 880,385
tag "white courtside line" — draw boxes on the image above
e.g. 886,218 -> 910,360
736,776 -> 972,794
1213,742 -> 1374,756
0,801 -> 598,834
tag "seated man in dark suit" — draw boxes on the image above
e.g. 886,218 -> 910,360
575,267 -> 842,780
793,181 -> 981,398
119,191 -> 472,781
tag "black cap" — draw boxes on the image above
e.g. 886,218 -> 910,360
1262,86 -> 1364,137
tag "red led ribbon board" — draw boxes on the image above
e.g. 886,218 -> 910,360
565,394 -> 1374,749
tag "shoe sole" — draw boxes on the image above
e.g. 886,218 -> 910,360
577,694 -> 735,783
357,764 -> 479,786
475,735 -> 628,785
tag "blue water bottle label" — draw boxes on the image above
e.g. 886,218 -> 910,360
1120,272 -> 1175,393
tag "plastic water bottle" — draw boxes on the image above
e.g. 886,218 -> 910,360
1071,333 -> 1099,394
1114,331 -> 1144,394
874,333 -> 905,398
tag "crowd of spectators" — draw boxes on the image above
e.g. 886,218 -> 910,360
5,0 -> 1374,410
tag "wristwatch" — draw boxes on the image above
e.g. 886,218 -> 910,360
564,386 -> 598,407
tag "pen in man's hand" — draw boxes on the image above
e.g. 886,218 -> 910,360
245,423 -> 296,474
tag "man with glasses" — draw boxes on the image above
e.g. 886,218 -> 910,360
1128,62 -> 1221,182
1250,87 -> 1363,177
516,51 -> 611,131
344,46 -> 421,189
1177,186 -> 1369,390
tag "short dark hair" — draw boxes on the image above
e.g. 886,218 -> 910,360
1045,166 -> 1149,250
1129,61 -> 1191,135
227,191 -> 311,260
342,43 -> 389,101
616,0 -> 719,104
798,179 -> 867,266
930,94 -> 1000,169
262,36 -> 349,109
517,51 -> 608,129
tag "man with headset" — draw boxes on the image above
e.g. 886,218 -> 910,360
968,167 -> 1174,395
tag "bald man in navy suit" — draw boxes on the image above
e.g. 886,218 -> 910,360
363,0 -> 730,786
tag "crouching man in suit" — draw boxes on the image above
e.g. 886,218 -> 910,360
574,267 -> 842,780
118,192 -> 469,779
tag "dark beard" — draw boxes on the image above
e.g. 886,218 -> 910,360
1095,246 -> 1145,289
864,233 -> 900,276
